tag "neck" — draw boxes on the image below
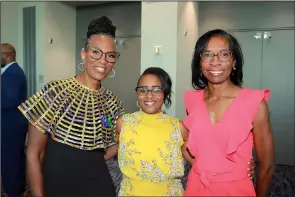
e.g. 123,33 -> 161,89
206,80 -> 235,98
1,60 -> 14,68
78,72 -> 101,90
141,110 -> 163,116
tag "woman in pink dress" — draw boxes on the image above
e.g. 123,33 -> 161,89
183,29 -> 275,196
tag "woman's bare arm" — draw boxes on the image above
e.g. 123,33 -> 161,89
26,123 -> 48,197
253,100 -> 275,197
104,115 -> 123,160
180,121 -> 194,165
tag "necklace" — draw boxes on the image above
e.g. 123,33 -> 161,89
209,112 -> 215,116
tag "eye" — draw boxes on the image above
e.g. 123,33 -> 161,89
220,51 -> 230,57
202,52 -> 212,57
152,87 -> 163,94
138,88 -> 147,94
107,53 -> 116,59
92,50 -> 101,55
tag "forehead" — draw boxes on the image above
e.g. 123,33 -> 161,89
205,36 -> 230,52
139,74 -> 162,87
88,34 -> 115,52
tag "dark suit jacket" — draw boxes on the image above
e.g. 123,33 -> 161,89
1,62 -> 28,150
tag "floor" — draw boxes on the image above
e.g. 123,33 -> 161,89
107,157 -> 295,197
2,158 -> 294,197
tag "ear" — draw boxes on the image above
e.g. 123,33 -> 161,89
80,48 -> 85,60
232,60 -> 236,68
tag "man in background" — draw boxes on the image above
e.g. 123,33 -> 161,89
1,43 -> 28,197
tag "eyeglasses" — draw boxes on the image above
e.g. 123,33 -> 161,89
200,50 -> 233,62
86,46 -> 120,63
135,86 -> 163,96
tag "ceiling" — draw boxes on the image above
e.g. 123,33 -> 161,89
63,1 -> 118,8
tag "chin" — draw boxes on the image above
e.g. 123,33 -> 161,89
90,73 -> 107,81
206,76 -> 230,85
141,108 -> 161,114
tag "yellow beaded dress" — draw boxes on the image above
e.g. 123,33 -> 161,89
118,111 -> 185,196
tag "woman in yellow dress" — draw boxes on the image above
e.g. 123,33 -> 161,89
105,67 -> 255,196
105,67 -> 191,196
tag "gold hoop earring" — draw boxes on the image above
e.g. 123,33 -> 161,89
78,63 -> 84,71
109,69 -> 115,78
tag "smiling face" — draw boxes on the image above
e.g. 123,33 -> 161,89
200,36 -> 236,85
136,74 -> 164,114
80,34 -> 119,81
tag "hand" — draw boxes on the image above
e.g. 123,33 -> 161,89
247,157 -> 256,179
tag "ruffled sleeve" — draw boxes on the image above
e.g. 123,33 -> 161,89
18,81 -> 59,134
226,89 -> 270,160
182,90 -> 199,131
183,90 -> 203,156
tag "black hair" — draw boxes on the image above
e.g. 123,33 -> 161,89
191,29 -> 244,89
84,16 -> 116,49
137,67 -> 173,108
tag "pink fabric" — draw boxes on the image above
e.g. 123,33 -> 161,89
183,88 -> 270,196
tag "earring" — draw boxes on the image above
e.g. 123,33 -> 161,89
136,101 -> 140,108
109,69 -> 115,78
78,63 -> 84,71
232,67 -> 236,75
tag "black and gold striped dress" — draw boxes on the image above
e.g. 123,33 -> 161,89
18,77 -> 124,197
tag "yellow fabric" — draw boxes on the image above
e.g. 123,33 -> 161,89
118,111 -> 184,196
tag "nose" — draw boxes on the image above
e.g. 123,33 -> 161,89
210,55 -> 221,67
99,54 -> 107,64
147,90 -> 153,98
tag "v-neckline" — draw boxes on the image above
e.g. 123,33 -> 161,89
202,88 -> 245,126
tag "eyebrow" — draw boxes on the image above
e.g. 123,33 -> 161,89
88,46 -> 117,53
137,86 -> 162,88
203,49 -> 230,52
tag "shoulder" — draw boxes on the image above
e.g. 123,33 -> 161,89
240,88 -> 271,121
163,114 -> 181,125
184,89 -> 204,114
120,111 -> 140,124
184,89 -> 203,99
242,88 -> 270,102
103,88 -> 121,102
39,77 -> 74,94
4,63 -> 25,78
103,88 -> 125,117
123,111 -> 140,118
13,63 -> 25,73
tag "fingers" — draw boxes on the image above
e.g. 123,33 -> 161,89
248,173 -> 253,180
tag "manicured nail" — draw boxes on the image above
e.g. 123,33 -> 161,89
248,162 -> 250,164
247,168 -> 250,170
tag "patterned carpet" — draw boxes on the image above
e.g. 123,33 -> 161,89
2,157 -> 294,196
106,157 -> 295,197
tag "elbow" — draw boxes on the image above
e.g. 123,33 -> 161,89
26,149 -> 43,165
259,162 -> 275,177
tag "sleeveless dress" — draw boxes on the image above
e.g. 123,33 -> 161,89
183,88 -> 270,196
18,77 -> 124,197
118,111 -> 185,196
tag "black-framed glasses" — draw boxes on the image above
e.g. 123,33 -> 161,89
86,46 -> 120,63
135,86 -> 163,96
200,50 -> 233,62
